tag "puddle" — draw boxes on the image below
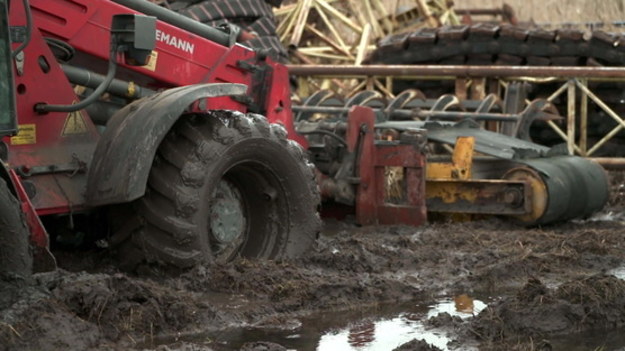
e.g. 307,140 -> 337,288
317,314 -> 448,351
312,295 -> 487,351
149,295 -> 488,350
609,266 -> 625,280
585,210 -> 625,222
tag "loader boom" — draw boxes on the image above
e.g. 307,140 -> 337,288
5,0 -> 303,215
27,0 -> 299,141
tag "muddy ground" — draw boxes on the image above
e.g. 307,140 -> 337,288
2,172 -> 625,351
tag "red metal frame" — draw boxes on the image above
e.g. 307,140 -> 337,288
347,107 -> 427,226
5,0 -> 304,217
7,169 -> 49,249
28,0 -> 302,141
5,0 -> 426,254
6,0 -> 99,215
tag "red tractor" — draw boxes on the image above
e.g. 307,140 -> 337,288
0,0 -> 610,278
1,0 -> 329,275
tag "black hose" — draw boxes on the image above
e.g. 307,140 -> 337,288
45,37 -> 75,61
61,64 -> 155,99
35,46 -> 118,113
11,0 -> 31,58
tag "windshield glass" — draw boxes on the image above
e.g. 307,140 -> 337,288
0,0 -> 17,137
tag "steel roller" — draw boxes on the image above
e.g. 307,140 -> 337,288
508,156 -> 609,225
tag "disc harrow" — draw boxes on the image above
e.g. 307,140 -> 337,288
295,89 -> 558,138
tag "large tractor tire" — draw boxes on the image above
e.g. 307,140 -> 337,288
115,110 -> 321,269
367,24 -> 625,151
0,177 -> 32,278
369,24 -> 625,66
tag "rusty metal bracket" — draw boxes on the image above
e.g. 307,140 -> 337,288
427,136 -> 475,180
350,106 -> 427,226
15,155 -> 86,178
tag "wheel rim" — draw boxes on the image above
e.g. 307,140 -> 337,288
209,178 -> 247,261
207,161 -> 286,262
503,166 -> 548,224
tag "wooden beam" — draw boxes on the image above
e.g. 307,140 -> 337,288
313,1 -> 350,54
355,24 -> 372,65
290,0 -> 314,47
305,24 -> 355,59
315,0 -> 364,33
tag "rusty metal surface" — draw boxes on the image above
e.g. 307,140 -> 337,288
427,136 -> 475,180
344,107 -> 427,226
418,121 -> 606,224
425,135 -> 532,216
299,97 -> 610,224
288,64 -> 625,79
86,83 -> 247,207
425,179 -> 529,215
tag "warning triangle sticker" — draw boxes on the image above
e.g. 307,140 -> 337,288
62,110 -> 88,136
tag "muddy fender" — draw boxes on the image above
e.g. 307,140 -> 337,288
86,83 -> 247,206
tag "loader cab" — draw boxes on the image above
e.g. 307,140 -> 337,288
0,0 -> 17,138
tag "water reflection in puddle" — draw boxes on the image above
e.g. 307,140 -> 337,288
156,296 -> 488,350
314,295 -> 487,351
317,315 -> 447,351
585,210 -> 625,222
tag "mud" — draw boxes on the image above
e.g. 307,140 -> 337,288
393,339 -> 443,351
470,275 -> 625,350
1,172 -> 625,350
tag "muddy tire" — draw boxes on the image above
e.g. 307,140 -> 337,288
0,178 -> 32,278
115,111 -> 321,269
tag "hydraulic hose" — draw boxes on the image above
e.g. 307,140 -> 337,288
61,64 -> 155,100
11,0 -> 31,58
35,47 -> 118,113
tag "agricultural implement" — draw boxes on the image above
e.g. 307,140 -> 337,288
0,0 -> 609,277
292,88 -> 608,226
